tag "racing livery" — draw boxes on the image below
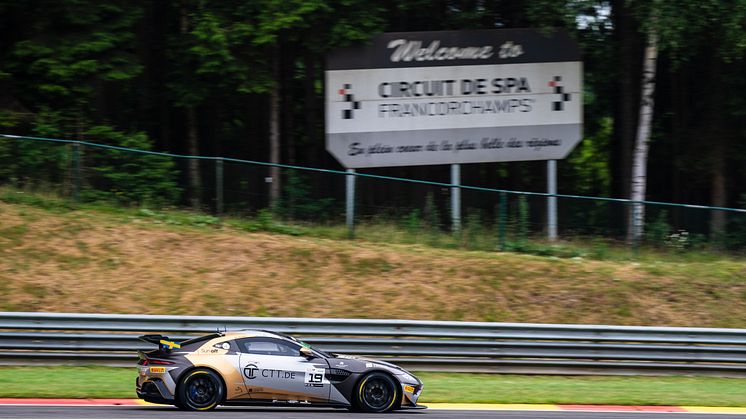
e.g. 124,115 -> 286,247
135,330 -> 424,412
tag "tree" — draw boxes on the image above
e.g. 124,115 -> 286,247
626,0 -> 746,242
628,25 -> 658,244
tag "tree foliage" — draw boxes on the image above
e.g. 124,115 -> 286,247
0,0 -> 745,239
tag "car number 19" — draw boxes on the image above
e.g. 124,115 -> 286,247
305,367 -> 326,386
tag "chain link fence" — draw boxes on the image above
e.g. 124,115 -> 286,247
1,133 -> 745,258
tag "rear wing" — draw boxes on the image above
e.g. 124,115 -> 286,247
138,334 -> 182,353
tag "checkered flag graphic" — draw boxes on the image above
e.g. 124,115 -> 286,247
549,76 -> 571,111
339,84 -> 361,119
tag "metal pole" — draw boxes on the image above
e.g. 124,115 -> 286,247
451,164 -> 461,233
216,158 -> 224,217
72,141 -> 81,202
346,168 -> 355,239
499,191 -> 507,251
547,160 -> 558,241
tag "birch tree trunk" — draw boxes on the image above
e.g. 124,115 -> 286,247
268,46 -> 281,208
627,28 -> 659,244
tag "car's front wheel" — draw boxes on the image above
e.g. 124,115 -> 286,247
353,372 -> 400,413
177,368 -> 224,411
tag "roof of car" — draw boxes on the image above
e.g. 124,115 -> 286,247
222,329 -> 296,341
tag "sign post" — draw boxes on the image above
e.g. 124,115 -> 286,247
326,29 -> 582,237
346,169 -> 356,239
451,164 -> 461,232
547,160 -> 558,240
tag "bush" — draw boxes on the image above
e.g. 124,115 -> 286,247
82,126 -> 181,206
646,210 -> 671,246
277,170 -> 336,221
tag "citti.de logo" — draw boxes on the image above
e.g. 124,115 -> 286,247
243,363 -> 258,379
549,76 -> 571,111
338,84 -> 361,119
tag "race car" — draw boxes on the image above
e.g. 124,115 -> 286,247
135,329 -> 424,412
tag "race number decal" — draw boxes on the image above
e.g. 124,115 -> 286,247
304,367 -> 327,387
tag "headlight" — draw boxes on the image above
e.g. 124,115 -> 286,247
397,372 -> 417,383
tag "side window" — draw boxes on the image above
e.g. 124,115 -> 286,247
237,338 -> 301,357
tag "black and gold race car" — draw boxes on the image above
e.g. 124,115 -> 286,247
136,330 -> 424,412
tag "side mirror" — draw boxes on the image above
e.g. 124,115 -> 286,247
299,347 -> 314,359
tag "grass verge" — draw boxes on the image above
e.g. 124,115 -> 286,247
1,367 -> 745,406
416,372 -> 746,406
2,197 -> 746,326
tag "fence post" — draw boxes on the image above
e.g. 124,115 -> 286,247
630,201 -> 641,256
498,191 -> 507,251
72,141 -> 81,202
215,158 -> 224,217
346,168 -> 355,239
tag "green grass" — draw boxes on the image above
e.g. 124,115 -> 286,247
0,366 -> 136,398
416,373 -> 746,406
1,367 -> 746,406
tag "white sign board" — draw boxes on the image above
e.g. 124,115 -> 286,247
325,29 -> 582,168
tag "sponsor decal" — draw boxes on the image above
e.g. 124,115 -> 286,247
221,342 -> 231,350
149,367 -> 166,374
335,361 -> 348,368
365,362 -> 374,368
159,339 -> 180,350
404,385 -> 415,393
243,363 -> 258,380
262,369 -> 296,380
244,364 -> 297,381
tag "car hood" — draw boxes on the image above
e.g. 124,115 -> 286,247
334,354 -> 404,371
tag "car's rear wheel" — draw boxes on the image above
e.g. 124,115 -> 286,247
353,372 -> 399,413
177,368 -> 224,411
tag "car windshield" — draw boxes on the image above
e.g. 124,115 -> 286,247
264,330 -> 335,358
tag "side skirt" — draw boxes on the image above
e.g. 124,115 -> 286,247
222,400 -> 349,409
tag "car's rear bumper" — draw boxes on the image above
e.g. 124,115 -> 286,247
136,377 -> 174,404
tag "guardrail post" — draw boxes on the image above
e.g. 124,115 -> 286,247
215,158 -> 224,217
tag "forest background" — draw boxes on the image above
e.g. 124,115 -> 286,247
1,0 -> 746,246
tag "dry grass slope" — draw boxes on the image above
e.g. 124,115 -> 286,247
1,200 -> 745,326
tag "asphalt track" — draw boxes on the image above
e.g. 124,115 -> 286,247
2,406 -> 746,419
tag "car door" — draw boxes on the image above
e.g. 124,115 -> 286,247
237,337 -> 330,404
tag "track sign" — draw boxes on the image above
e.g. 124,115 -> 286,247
326,29 -> 582,168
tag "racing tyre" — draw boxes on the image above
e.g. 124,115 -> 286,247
177,368 -> 224,411
353,372 -> 400,413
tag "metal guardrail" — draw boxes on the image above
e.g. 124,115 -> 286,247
2,312 -> 746,376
